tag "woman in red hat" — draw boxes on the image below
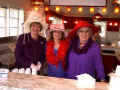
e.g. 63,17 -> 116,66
46,24 -> 70,78
67,21 -> 105,81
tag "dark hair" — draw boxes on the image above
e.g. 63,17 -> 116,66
70,36 -> 93,54
30,22 -> 43,31
48,31 -> 65,41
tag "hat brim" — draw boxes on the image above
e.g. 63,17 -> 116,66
70,21 -> 95,38
50,29 -> 65,32
23,11 -> 48,36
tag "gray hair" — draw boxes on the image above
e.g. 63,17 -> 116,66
77,27 -> 93,37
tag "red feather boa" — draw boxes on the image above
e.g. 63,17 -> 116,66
46,40 -> 70,68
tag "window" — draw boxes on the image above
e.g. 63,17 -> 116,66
0,7 -> 24,37
0,8 -> 6,37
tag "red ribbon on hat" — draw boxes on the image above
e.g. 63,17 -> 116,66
50,24 -> 65,31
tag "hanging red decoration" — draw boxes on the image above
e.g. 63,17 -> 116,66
107,21 -> 119,32
92,13 -> 103,21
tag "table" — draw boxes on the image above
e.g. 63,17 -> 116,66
0,72 -> 109,90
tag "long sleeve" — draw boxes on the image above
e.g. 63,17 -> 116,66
94,44 -> 105,80
15,35 -> 32,68
39,37 -> 46,65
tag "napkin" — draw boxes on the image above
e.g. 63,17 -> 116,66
76,73 -> 95,88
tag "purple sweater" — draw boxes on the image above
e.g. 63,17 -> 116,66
67,41 -> 105,80
15,33 -> 46,69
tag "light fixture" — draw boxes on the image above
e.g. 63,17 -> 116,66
45,6 -> 49,12
31,0 -> 43,5
90,7 -> 95,14
31,0 -> 43,11
55,6 -> 60,12
75,21 -> 79,24
109,22 -> 113,26
66,7 -> 71,12
63,20 -> 67,23
114,22 -> 118,26
114,7 -> 119,14
78,7 -> 83,13
102,7 -> 107,13
49,17 -> 55,21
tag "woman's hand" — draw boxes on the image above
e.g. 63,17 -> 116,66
100,79 -> 106,82
37,61 -> 42,71
30,64 -> 36,68
30,62 -> 42,71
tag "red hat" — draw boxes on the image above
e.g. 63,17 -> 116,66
70,21 -> 94,37
73,21 -> 94,32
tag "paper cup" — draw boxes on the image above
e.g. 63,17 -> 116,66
0,68 -> 9,81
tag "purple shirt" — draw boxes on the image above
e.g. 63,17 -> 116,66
15,33 -> 46,69
67,42 -> 105,80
